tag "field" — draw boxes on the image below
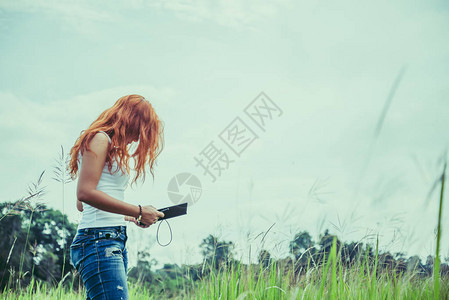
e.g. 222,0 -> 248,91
1,161 -> 448,299
2,249 -> 449,299
3,229 -> 449,299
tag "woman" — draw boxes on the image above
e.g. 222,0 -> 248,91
69,94 -> 165,299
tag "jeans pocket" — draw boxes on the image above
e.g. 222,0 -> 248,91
70,242 -> 85,271
70,234 -> 93,270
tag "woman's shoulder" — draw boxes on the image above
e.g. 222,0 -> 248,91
92,132 -> 111,144
85,132 -> 112,155
97,131 -> 112,144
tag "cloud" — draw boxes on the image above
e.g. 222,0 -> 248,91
146,0 -> 291,30
0,0 -> 119,37
0,0 -> 289,33
0,0 -> 114,21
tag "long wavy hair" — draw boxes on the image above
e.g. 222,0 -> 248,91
69,94 -> 164,184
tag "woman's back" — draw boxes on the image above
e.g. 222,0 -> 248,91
77,131 -> 130,229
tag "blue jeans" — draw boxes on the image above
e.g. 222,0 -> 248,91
70,226 -> 129,300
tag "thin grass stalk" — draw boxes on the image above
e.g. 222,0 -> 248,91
0,237 -> 17,290
53,146 -> 72,286
330,237 -> 337,299
434,161 -> 446,299
28,276 -> 34,298
396,271 -> 401,299
318,250 -> 327,296
338,253 -> 344,298
18,210 -> 34,290
370,236 -> 379,299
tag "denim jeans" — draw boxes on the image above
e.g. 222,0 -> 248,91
70,226 -> 129,300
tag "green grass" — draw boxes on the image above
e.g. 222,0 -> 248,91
3,250 -> 449,300
2,158 -> 447,299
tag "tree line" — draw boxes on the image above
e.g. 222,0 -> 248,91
0,201 -> 447,295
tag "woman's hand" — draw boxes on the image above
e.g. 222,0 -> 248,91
125,215 -> 150,228
125,205 -> 164,228
140,205 -> 164,226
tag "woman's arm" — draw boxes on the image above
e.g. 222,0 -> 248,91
76,132 -> 164,224
77,199 -> 83,212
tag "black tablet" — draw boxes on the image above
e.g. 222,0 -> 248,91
157,203 -> 188,221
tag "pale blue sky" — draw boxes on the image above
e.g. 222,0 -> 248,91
1,0 -> 449,267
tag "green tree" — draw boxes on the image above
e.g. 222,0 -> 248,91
200,235 -> 234,269
24,205 -> 77,285
289,231 -> 314,261
128,250 -> 157,286
340,241 -> 365,266
318,229 -> 342,261
0,202 -> 77,289
258,249 -> 272,268
0,205 -> 29,289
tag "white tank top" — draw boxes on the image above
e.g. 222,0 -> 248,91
77,131 -> 130,229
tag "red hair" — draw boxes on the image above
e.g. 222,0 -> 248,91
69,94 -> 164,184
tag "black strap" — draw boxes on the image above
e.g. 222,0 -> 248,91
156,219 -> 172,247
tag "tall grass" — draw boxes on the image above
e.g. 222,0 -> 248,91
434,160 -> 446,300
3,157 -> 448,299
52,145 -> 73,292
7,171 -> 46,291
2,232 -> 449,299
187,242 -> 448,299
3,155 -> 447,299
